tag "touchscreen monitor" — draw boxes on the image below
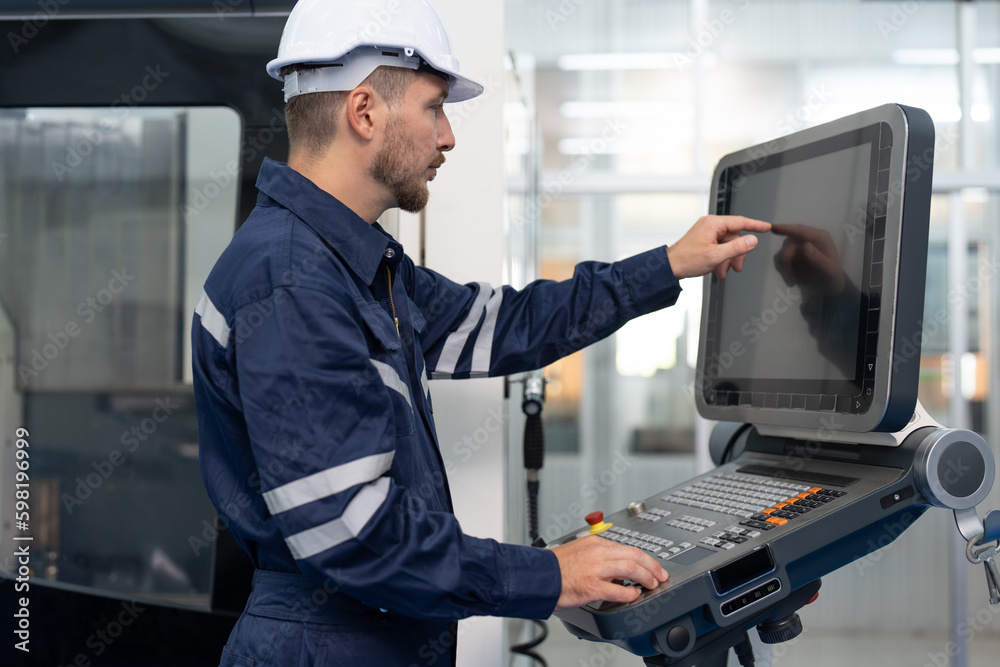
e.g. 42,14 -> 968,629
695,104 -> 934,433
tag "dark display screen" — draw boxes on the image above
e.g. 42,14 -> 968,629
711,545 -> 776,595
703,124 -> 888,411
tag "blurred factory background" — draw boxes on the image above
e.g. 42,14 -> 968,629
0,1 -> 998,666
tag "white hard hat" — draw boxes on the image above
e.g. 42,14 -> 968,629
267,0 -> 484,104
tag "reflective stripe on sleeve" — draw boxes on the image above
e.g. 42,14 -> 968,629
284,477 -> 391,560
419,368 -> 430,402
469,288 -> 503,377
195,291 -> 230,349
431,282 -> 492,377
262,451 -> 395,515
370,359 -> 413,410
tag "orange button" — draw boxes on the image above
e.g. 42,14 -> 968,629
766,517 -> 788,526
797,493 -> 811,499
786,498 -> 799,505
808,487 -> 822,494
773,503 -> 787,510
762,508 -> 776,515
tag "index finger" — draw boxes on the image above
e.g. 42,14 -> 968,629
721,215 -> 772,234
771,223 -> 826,244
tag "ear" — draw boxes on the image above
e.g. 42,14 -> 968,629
344,86 -> 378,142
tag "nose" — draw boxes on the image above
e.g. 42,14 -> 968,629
437,109 -> 455,153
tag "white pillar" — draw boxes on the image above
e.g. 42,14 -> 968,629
422,1 -> 508,666
948,4 -> 976,666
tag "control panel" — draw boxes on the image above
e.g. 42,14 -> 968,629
551,423 -> 981,662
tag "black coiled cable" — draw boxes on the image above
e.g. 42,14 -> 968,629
511,619 -> 549,667
523,414 -> 544,542
514,381 -> 549,664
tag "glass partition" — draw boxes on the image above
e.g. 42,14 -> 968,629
0,106 -> 240,608
506,0 -> 1000,662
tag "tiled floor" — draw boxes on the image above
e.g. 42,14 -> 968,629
517,621 -> 1000,667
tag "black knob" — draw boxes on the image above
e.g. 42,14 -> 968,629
665,625 -> 690,652
757,613 -> 803,644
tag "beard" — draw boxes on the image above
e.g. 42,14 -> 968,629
369,118 -> 444,214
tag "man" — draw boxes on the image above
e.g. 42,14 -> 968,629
191,1 -> 770,665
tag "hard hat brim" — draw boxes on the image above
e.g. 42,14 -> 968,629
267,48 -> 485,104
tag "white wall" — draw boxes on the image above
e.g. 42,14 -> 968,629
420,1 -> 510,666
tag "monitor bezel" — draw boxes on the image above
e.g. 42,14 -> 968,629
694,104 -> 934,434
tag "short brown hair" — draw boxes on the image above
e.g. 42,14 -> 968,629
281,65 -> 415,159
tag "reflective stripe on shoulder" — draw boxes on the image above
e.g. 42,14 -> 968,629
262,451 -> 395,515
370,359 -> 413,410
432,282 -> 492,376
284,476 -> 391,560
195,290 -> 231,349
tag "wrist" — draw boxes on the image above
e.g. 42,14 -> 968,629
666,244 -> 687,280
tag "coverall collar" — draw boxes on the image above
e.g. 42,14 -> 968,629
255,158 -> 402,285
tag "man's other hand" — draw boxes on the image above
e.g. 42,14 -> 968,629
667,215 -> 772,280
551,535 -> 670,611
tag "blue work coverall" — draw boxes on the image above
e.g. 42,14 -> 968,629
192,158 -> 681,666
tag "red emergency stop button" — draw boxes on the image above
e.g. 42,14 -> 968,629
585,511 -> 612,534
